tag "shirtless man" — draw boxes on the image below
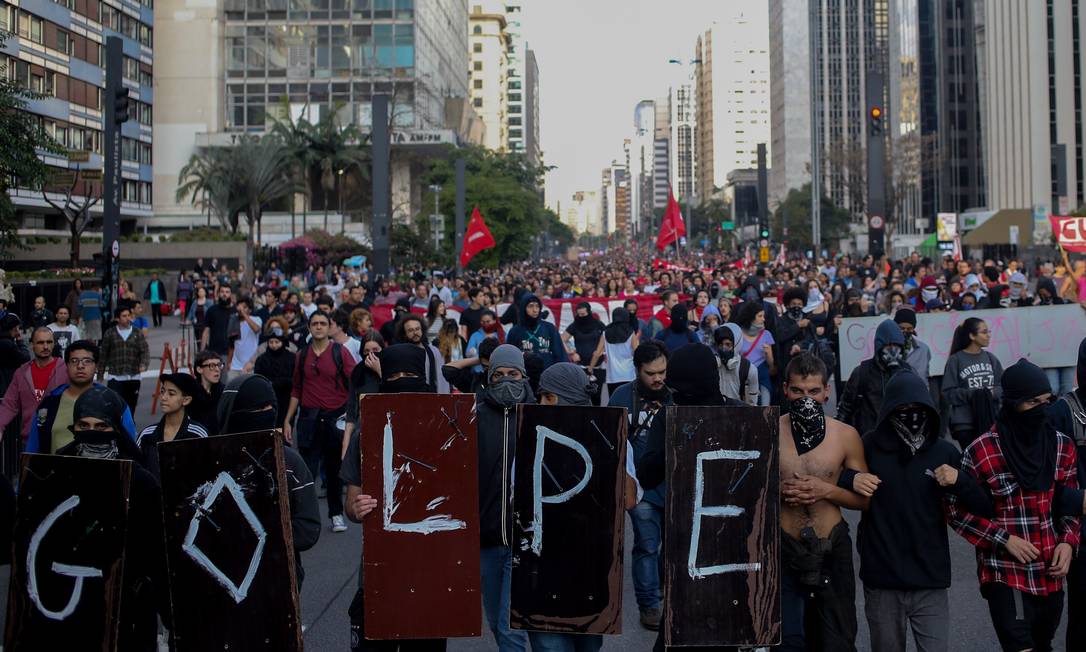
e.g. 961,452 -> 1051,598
779,353 -> 878,652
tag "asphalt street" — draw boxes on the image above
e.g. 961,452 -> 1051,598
29,316 -> 1069,651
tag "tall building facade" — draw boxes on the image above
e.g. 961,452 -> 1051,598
154,0 -> 471,231
523,46 -> 540,166
653,95 -> 670,210
2,0 -> 154,232
503,2 -> 534,158
469,3 -> 509,151
563,189 -> 601,235
973,0 -> 1086,215
669,83 -> 696,206
768,0 -> 811,206
695,6 -> 771,201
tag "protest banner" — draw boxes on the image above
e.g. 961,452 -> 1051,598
510,405 -> 626,635
158,431 -> 302,652
664,406 -> 780,647
1051,214 -> 1086,252
837,304 -> 1086,379
6,454 -> 132,651
360,393 -> 481,639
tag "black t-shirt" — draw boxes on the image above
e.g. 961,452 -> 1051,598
565,320 -> 604,361
460,305 -> 484,334
204,304 -> 233,355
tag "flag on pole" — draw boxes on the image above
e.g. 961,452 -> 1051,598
655,188 -> 687,251
1050,214 -> 1086,252
459,206 -> 497,267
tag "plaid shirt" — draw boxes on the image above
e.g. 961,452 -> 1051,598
99,326 -> 150,377
946,427 -> 1080,596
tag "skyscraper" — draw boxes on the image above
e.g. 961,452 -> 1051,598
669,83 -> 697,207
2,0 -> 154,232
469,3 -> 510,151
768,0 -> 811,206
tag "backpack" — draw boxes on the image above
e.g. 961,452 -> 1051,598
1060,392 -> 1086,446
297,342 -> 348,392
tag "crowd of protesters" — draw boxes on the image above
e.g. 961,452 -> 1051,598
0,243 -> 1084,651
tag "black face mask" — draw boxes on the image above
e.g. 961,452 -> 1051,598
890,405 -> 928,453
878,345 -> 904,370
788,396 -> 826,454
226,406 -> 278,434
380,377 -> 432,394
718,348 -> 735,364
787,306 -> 804,320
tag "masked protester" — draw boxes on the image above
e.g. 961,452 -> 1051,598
892,309 -> 931,379
474,344 -> 532,652
941,318 -> 1003,451
506,294 -> 566,369
57,386 -> 169,650
254,322 -> 296,418
653,303 -> 698,353
714,324 -> 758,406
779,354 -> 874,652
339,344 -> 445,651
217,374 -> 320,586
856,371 -> 986,652
946,359 -> 1080,652
837,320 -> 907,437
588,307 -> 639,399
608,341 -> 671,631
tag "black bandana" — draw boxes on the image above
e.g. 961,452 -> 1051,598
890,405 -> 928,453
788,397 -> 826,454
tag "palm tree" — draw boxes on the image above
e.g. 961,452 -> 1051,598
176,147 -> 233,231
269,102 -> 315,239
305,109 -> 371,233
228,135 -> 301,283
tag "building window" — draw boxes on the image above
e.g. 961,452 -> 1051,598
473,79 -> 482,89
473,97 -> 482,107
473,42 -> 482,53
56,29 -> 69,54
473,61 -> 482,71
473,25 -> 482,35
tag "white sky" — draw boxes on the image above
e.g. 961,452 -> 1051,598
521,0 -> 732,212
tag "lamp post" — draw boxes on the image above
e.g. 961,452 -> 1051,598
428,183 -> 443,249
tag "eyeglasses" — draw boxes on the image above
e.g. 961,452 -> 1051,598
199,361 -> 224,370
67,357 -> 96,368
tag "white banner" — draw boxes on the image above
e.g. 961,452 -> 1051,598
837,305 -> 1086,379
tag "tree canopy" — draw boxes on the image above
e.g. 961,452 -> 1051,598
772,183 -> 853,251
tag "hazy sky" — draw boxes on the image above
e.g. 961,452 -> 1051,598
522,0 -> 731,212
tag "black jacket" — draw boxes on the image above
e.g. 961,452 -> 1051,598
838,321 -> 908,438
0,336 -> 29,396
254,347 -> 296,419
143,279 -> 168,303
858,371 -> 975,590
475,383 -> 533,548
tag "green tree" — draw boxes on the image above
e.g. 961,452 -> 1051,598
305,110 -> 370,233
1,35 -> 63,257
269,103 -> 316,238
425,146 -> 562,267
176,146 -> 233,231
772,183 -> 852,252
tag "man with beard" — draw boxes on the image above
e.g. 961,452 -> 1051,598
56,386 -> 168,650
0,327 -> 66,442
506,294 -> 566,370
396,314 -> 450,393
837,320 -> 907,438
340,344 -> 447,651
946,360 -> 1080,652
474,344 -> 532,651
217,375 -> 320,587
201,285 -> 235,356
607,341 -> 671,630
780,353 -> 874,652
857,371 -> 979,652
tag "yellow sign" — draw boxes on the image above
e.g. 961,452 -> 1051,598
936,212 -> 957,241
68,150 -> 91,163
759,247 -> 770,263
81,169 -> 103,181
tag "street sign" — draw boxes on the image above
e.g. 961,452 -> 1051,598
721,221 -> 735,231
68,150 -> 91,163
1009,225 -> 1020,246
111,240 -> 120,258
82,169 -> 103,181
869,214 -> 885,230
758,247 -> 770,263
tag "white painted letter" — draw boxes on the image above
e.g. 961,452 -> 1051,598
688,450 -> 763,579
530,425 -> 593,556
27,495 -> 104,620
383,412 -> 466,534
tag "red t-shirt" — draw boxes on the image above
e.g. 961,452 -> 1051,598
30,358 -> 58,403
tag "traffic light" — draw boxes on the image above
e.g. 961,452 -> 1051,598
759,225 -> 770,240
868,105 -> 883,136
114,87 -> 129,125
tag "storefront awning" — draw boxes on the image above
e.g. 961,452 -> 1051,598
961,209 -> 1033,245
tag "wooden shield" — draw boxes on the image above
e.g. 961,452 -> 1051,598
158,431 -> 301,652
360,393 -> 481,639
6,454 -> 132,651
510,405 -> 626,634
664,406 -> 780,647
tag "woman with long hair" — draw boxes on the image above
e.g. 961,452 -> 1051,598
349,308 -> 374,340
435,318 -> 466,364
942,317 -> 1004,450
426,296 -> 446,340
735,300 -> 776,406
187,286 -> 211,350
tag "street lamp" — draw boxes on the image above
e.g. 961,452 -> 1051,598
428,183 -> 443,248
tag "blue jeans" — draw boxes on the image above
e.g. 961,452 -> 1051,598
527,632 -> 603,652
628,499 -> 663,610
1046,367 -> 1076,397
481,546 -> 528,652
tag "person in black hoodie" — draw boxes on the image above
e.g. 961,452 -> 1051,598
253,320 -> 296,419
837,319 -> 907,438
857,370 -> 988,651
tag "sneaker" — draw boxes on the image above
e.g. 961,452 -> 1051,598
639,606 -> 661,631
331,514 -> 348,532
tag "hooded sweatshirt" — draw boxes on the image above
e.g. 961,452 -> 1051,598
505,294 -> 567,369
837,320 -> 907,437
858,371 -> 964,590
654,304 -> 698,352
1049,337 -> 1086,535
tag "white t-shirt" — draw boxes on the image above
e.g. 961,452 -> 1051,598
230,315 -> 263,370
301,302 -> 318,319
341,337 -> 362,363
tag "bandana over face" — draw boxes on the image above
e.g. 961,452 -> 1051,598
788,396 -> 826,454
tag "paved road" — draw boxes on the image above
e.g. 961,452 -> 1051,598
119,317 -> 1069,651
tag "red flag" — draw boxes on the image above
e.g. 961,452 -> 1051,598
460,206 -> 496,267
655,188 -> 686,251
1050,214 -> 1086,252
